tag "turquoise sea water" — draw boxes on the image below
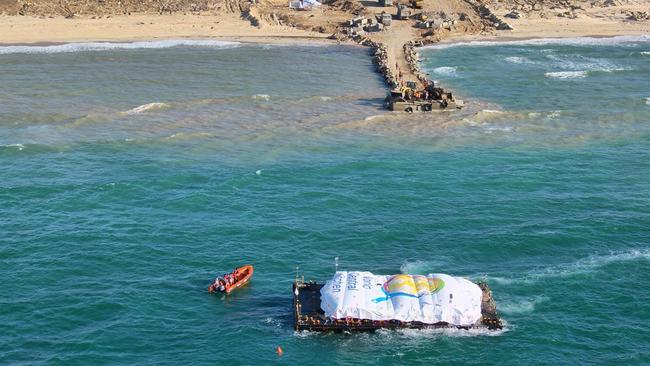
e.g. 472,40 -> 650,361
1,37 -> 649,365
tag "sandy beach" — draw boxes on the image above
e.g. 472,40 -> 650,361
0,13 -> 332,45
1,2 -> 648,46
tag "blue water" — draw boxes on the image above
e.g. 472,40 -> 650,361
1,38 -> 650,365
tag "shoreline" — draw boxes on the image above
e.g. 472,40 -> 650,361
1,13 -> 648,47
1,31 -> 647,50
0,14 -> 336,46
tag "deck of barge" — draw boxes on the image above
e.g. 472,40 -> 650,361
293,280 -> 502,332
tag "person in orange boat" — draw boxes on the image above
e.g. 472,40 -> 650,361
208,276 -> 227,293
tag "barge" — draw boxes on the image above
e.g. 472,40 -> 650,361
293,271 -> 502,332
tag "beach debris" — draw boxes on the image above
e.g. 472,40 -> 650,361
627,11 -> 649,21
396,4 -> 411,20
504,10 -> 521,19
323,0 -> 364,15
289,0 -> 321,10
377,11 -> 392,26
556,10 -> 578,18
348,15 -> 368,27
463,0 -> 513,30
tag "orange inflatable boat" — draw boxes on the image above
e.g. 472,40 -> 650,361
208,265 -> 254,294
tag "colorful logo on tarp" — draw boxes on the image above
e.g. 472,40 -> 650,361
372,275 -> 445,303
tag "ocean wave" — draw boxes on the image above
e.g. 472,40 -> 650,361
1,143 -> 25,151
122,102 -> 170,115
499,296 -> 548,315
504,56 -> 533,64
545,54 -> 630,74
645,97 -> 650,105
0,39 -> 240,55
422,35 -> 650,50
491,249 -> 650,286
546,110 -> 562,119
432,66 -> 458,77
163,132 -> 214,140
640,51 -> 650,55
544,71 -> 588,79
252,94 -> 271,101
483,125 -> 514,134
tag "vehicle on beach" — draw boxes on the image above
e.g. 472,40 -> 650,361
293,271 -> 501,332
208,265 -> 254,294
386,81 -> 464,112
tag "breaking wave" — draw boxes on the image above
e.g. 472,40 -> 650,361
422,35 -> 650,50
646,97 -> 650,105
545,54 -> 631,74
1,143 -> 25,151
545,71 -> 588,79
640,51 -> 650,55
0,39 -> 240,55
432,66 -> 458,77
122,102 -> 170,115
504,56 -> 533,64
252,94 -> 271,101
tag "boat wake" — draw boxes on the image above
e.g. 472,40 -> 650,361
490,249 -> 650,286
498,296 -> 548,315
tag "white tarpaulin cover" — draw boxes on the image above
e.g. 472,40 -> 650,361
320,271 -> 483,326
289,0 -> 321,9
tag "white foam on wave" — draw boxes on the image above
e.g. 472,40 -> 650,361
400,259 -> 451,274
423,35 -> 650,50
645,97 -> 650,105
3,143 -> 25,151
640,51 -> 650,55
545,70 -> 588,79
499,296 -> 548,315
377,326 -> 507,338
432,66 -> 458,77
0,39 -> 240,55
546,110 -> 562,119
545,54 -> 631,73
252,94 -> 270,101
504,56 -> 533,64
122,102 -> 170,115
491,249 -> 650,286
483,124 -> 514,134
293,330 -> 318,338
262,317 -> 281,327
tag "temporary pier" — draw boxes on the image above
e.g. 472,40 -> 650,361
292,277 -> 502,332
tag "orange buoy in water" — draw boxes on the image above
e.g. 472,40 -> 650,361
276,346 -> 283,356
